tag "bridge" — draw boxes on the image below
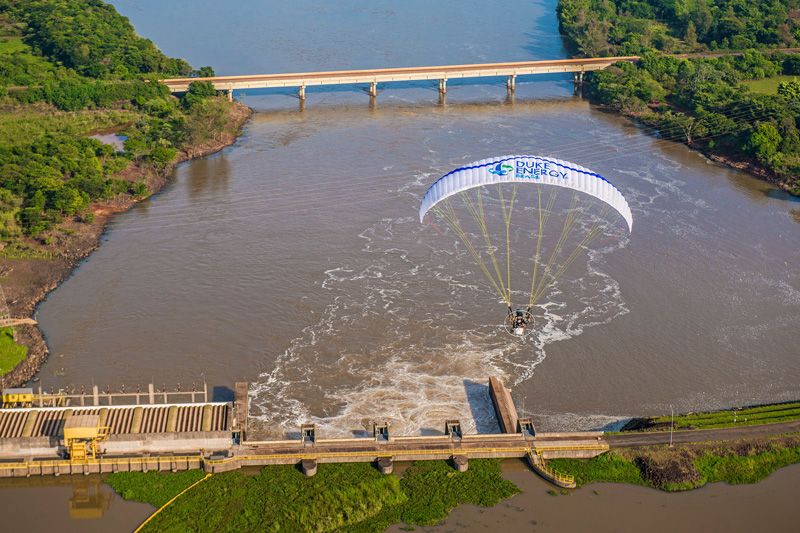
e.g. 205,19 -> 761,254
161,57 -> 640,100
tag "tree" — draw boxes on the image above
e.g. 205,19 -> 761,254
685,21 -> 698,50
746,122 -> 782,163
195,66 -> 215,78
658,112 -> 708,145
783,55 -> 800,75
777,79 -> 800,100
581,19 -> 611,57
182,81 -> 217,109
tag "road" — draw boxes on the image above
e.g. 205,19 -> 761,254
608,419 -> 800,447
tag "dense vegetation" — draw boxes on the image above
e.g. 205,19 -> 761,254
550,437 -> 800,491
0,326 -> 26,375
107,460 -> 520,532
558,0 -> 800,56
105,469 -> 208,508
558,1 -> 800,194
0,0 -> 230,244
1,0 -> 190,78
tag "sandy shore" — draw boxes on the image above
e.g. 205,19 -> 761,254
0,101 -> 252,388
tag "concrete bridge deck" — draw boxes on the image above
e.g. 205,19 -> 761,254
161,57 -> 640,98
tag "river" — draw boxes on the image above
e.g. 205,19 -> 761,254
33,0 -> 799,436
11,0 -> 800,529
2,463 -> 799,532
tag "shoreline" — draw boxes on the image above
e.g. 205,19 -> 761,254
0,101 -> 253,388
593,104 -> 798,194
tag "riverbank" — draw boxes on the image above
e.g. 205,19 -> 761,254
557,0 -> 800,195
102,431 -> 800,532
600,104 -> 799,195
551,434 -> 800,491
0,100 -> 252,387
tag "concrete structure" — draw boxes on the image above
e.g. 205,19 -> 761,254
0,378 -> 607,488
161,57 -> 640,100
0,402 -> 232,460
377,456 -> 393,474
2,383 -> 210,408
489,376 -> 519,433
301,458 -> 317,477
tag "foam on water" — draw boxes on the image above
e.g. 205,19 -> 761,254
250,171 -> 633,437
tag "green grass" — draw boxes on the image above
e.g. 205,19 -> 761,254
0,327 -> 27,376
550,442 -> 800,492
105,469 -> 207,507
741,75 -> 799,94
650,402 -> 800,430
393,459 -> 520,527
549,452 -> 646,488
0,108 -> 139,148
107,459 -> 520,532
696,446 -> 800,485
0,243 -> 56,260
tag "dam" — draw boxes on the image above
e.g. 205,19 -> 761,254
0,378 -> 606,488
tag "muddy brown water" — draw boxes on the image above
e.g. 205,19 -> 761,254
395,462 -> 800,533
33,0 -> 800,436
1,464 -> 798,532
15,0 -> 799,528
0,477 -> 152,531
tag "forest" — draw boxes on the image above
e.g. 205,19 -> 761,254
558,0 -> 800,56
558,0 -> 800,193
0,0 -> 229,241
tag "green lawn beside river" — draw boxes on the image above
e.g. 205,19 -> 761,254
0,327 -> 26,376
741,75 -> 800,95
107,460 -> 520,532
550,436 -> 800,492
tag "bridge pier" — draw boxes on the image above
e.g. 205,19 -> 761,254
369,81 -> 378,97
298,84 -> 306,100
506,74 -> 517,92
226,89 -> 233,102
438,78 -> 447,95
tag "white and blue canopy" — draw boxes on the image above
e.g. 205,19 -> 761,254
419,155 -> 633,231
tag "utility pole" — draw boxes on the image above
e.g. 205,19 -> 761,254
669,405 -> 674,448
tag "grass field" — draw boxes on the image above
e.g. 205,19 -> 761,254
649,401 -> 800,430
0,107 -> 138,148
0,327 -> 27,376
107,459 -> 520,532
742,75 -> 799,94
550,437 -> 800,491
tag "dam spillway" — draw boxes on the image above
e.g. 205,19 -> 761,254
0,404 -> 230,439
0,378 -> 606,488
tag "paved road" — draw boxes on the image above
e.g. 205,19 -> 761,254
608,419 -> 800,447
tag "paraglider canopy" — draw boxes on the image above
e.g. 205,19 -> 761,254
419,155 -> 632,231
419,155 -> 633,333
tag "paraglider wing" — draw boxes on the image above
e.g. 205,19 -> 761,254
419,155 -> 633,231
